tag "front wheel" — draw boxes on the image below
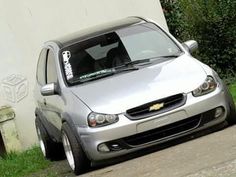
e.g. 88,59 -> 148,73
61,122 -> 90,175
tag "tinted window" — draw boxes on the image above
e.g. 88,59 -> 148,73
60,23 -> 181,85
36,48 -> 47,85
46,50 -> 58,83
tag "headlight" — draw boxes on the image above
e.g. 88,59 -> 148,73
88,112 -> 119,127
192,76 -> 217,97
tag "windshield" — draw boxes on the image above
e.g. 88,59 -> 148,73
60,23 -> 182,85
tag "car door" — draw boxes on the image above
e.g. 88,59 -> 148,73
43,48 -> 64,134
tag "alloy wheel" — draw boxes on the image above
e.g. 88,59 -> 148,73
36,127 -> 46,157
62,131 -> 75,170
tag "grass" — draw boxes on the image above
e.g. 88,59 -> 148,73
229,83 -> 236,103
0,146 -> 51,177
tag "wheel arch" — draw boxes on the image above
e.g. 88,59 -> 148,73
61,112 -> 92,161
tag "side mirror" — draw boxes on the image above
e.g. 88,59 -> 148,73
40,83 -> 59,96
182,40 -> 198,54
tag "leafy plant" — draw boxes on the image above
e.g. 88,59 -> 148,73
160,0 -> 236,81
160,0 -> 186,40
230,83 -> 236,103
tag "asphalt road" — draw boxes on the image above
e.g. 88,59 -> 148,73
77,125 -> 236,177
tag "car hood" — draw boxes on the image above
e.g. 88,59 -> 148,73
70,55 -> 207,114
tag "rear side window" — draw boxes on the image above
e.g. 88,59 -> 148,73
46,50 -> 58,83
36,48 -> 47,85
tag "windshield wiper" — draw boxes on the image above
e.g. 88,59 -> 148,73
123,59 -> 152,66
122,52 -> 183,67
70,67 -> 139,83
157,53 -> 183,58
113,66 -> 139,73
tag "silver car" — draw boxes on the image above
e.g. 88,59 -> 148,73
34,17 -> 236,175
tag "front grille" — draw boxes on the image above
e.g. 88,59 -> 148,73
123,115 -> 201,147
126,94 -> 186,120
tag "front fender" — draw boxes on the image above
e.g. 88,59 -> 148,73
61,112 -> 92,161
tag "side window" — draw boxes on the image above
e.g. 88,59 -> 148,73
46,50 -> 58,84
36,48 -> 47,85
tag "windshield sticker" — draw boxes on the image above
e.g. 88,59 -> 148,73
62,51 -> 73,80
79,69 -> 113,80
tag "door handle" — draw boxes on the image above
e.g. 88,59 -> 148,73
43,99 -> 47,105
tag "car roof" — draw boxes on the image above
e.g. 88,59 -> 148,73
51,16 -> 147,48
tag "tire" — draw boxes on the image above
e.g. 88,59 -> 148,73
35,117 -> 65,160
61,122 -> 90,175
224,84 -> 236,125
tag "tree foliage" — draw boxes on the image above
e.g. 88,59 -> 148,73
160,0 -> 236,79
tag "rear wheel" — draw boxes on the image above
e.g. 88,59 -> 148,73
35,117 -> 64,160
61,122 -> 90,175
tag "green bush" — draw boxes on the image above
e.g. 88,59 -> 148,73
160,0 -> 236,80
230,83 -> 236,103
160,0 -> 185,40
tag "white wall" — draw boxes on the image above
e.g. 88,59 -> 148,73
0,0 -> 167,149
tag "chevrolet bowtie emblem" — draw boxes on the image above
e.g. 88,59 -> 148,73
149,103 -> 164,111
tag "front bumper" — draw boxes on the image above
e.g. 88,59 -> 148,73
78,85 -> 229,162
